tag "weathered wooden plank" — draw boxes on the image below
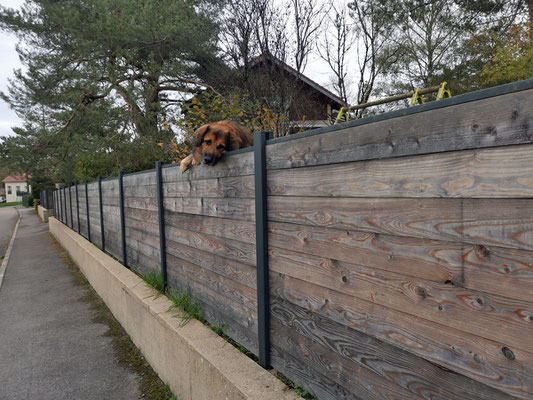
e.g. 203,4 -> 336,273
266,88 -> 533,170
127,246 -> 159,276
122,171 -> 157,187
268,197 -> 533,251
163,197 -> 255,221
164,175 -> 255,199
164,211 -> 256,245
271,343 -> 363,400
167,267 -> 259,355
167,254 -> 258,352
124,207 -> 159,225
167,251 -> 256,311
270,273 -> 533,398
270,244 -> 533,354
269,221 -> 533,302
165,227 -> 255,266
268,144 -> 533,198
164,240 -> 256,290
162,151 -> 254,183
271,296 -> 514,400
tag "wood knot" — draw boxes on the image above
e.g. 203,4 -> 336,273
438,305 -> 443,311
502,347 -> 515,360
415,286 -> 427,299
476,297 -> 484,305
444,280 -> 453,285
475,245 -> 490,257
341,276 -> 347,283
471,123 -> 479,131
511,110 -> 518,119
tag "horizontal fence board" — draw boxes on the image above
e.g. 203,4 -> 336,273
270,272 -> 533,398
269,245 -> 533,353
268,197 -> 533,251
272,313 -> 417,400
167,255 -> 258,339
165,228 -> 255,267
162,152 -> 254,182
123,171 -> 157,187
269,222 -> 533,303
266,88 -> 533,170
167,262 -> 258,355
271,296 -> 512,400
165,211 -> 255,245
163,175 -> 254,198
165,240 -> 256,290
127,246 -> 159,276
268,144 -> 533,198
163,197 -> 255,221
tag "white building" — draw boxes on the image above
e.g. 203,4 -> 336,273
2,174 -> 32,203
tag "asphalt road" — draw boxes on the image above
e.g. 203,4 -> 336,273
0,206 -> 19,256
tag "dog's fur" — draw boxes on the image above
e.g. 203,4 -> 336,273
180,121 -> 253,172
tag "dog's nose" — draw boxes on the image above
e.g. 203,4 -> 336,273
202,154 -> 215,165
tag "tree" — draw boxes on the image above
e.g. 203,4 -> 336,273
318,4 -> 354,103
0,0 -> 221,183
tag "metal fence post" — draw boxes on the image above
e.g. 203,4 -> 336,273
85,181 -> 91,242
98,177 -> 105,252
156,161 -> 167,289
75,184 -> 80,234
68,185 -> 73,228
118,171 -> 128,268
254,131 -> 272,369
63,187 -> 67,225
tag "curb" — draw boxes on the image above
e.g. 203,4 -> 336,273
0,208 -> 22,291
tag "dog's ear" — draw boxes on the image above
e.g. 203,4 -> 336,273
227,123 -> 252,150
193,124 -> 210,148
228,130 -> 243,151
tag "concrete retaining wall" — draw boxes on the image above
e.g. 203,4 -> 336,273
38,205 -> 54,222
49,217 -> 297,400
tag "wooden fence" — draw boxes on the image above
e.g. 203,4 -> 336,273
50,79 -> 533,399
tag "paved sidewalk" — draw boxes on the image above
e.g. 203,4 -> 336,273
0,208 -> 141,400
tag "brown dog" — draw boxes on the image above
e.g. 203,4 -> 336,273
180,121 -> 253,172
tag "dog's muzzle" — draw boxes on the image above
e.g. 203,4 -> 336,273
202,154 -> 217,166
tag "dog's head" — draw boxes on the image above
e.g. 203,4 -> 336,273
193,121 -> 252,166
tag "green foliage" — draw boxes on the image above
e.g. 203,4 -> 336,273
22,193 -> 34,207
481,23 -> 533,86
0,0 -> 221,184
141,271 -> 166,294
166,289 -> 206,325
0,202 -> 22,208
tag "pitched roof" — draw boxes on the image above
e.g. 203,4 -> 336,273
249,52 -> 348,108
2,174 -> 30,183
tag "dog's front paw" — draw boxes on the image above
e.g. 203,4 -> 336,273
180,154 -> 193,173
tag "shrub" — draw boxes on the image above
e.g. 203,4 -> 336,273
22,194 -> 34,207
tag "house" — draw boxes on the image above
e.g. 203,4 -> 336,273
248,52 -> 348,130
2,174 -> 32,203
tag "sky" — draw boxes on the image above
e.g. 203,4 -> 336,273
0,0 -> 24,139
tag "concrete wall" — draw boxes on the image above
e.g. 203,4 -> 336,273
49,217 -> 297,400
38,205 -> 54,222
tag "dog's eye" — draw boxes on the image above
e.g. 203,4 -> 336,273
217,145 -> 226,151
204,140 -> 211,145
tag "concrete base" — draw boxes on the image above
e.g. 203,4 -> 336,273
38,205 -> 54,222
49,218 -> 298,400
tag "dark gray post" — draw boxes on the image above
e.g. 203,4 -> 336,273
75,184 -> 80,234
68,185 -> 73,228
156,161 -> 167,289
63,187 -> 67,225
118,171 -> 128,268
98,177 -> 105,252
85,181 -> 91,242
254,131 -> 271,369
